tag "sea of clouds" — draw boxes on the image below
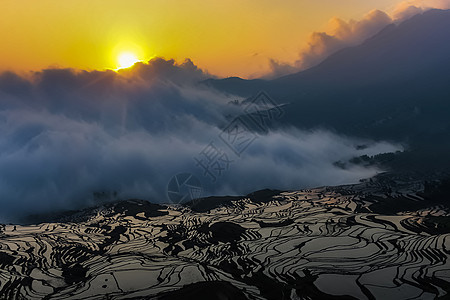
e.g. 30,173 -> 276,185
0,58 -> 404,221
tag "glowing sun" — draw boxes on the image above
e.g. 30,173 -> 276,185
117,52 -> 140,69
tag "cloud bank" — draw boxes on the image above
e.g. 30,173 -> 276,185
0,58 -> 401,222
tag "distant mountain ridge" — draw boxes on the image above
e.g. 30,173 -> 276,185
203,9 -> 450,171
274,9 -> 450,88
205,9 -> 450,96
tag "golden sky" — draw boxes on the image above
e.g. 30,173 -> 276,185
1,0 -> 404,78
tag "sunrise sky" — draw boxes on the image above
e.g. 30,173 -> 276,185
0,0 -> 446,78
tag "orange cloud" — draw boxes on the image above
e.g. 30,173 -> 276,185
393,0 -> 450,20
266,2 -> 449,78
267,10 -> 392,78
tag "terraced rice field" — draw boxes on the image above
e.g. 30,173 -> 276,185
0,180 -> 449,299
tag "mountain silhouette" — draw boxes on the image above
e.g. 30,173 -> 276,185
204,9 -> 450,170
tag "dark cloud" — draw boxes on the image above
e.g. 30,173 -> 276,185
0,58 -> 401,222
